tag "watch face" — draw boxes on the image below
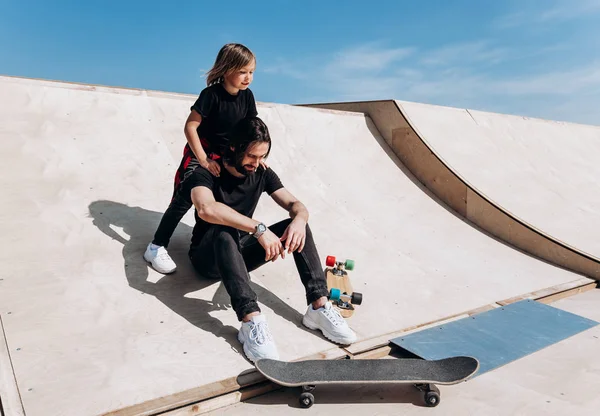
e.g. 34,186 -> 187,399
258,223 -> 267,233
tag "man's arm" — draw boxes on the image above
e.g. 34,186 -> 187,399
191,186 -> 260,232
270,188 -> 309,253
270,188 -> 309,223
191,185 -> 286,261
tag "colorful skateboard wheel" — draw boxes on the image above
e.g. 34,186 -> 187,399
326,255 -> 336,267
329,288 -> 341,301
344,259 -> 355,270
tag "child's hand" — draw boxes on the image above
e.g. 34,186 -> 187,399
260,160 -> 269,170
200,158 -> 221,177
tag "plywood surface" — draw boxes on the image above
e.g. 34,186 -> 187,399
0,77 -> 584,416
205,290 -> 600,416
397,100 -> 600,261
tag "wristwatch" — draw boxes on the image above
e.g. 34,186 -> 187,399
253,222 -> 267,239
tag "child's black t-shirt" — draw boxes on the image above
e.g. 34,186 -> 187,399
191,83 -> 258,153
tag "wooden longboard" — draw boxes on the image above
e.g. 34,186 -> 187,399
324,255 -> 362,318
326,268 -> 355,318
256,356 -> 479,408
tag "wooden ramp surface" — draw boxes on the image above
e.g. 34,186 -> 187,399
397,99 -> 600,261
0,76 -> 587,416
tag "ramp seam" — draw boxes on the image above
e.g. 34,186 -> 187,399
0,315 -> 26,416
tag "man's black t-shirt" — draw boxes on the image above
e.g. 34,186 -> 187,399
190,83 -> 258,153
182,161 -> 284,245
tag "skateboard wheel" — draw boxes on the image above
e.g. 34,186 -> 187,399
351,292 -> 363,305
329,288 -> 341,301
326,256 -> 336,267
425,391 -> 440,407
299,392 -> 314,408
344,259 -> 355,270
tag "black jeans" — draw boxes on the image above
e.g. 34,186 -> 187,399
152,154 -> 200,248
152,190 -> 194,247
189,219 -> 329,321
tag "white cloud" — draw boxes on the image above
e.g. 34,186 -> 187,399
490,64 -> 600,96
262,59 -> 307,80
421,41 -> 509,67
494,0 -> 600,28
263,27 -> 600,125
327,43 -> 414,72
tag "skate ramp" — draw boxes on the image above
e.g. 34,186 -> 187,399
0,76 -> 588,416
397,100 -> 600,262
306,100 -> 600,280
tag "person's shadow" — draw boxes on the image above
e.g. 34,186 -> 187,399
88,200 -> 317,360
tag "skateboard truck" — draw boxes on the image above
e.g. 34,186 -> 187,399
299,383 -> 440,408
326,255 -> 353,276
328,288 -> 362,309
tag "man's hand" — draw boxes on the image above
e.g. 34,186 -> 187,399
280,218 -> 307,253
200,158 -> 221,177
258,229 -> 285,261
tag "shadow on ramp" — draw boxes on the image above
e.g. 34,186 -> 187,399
87,200 -> 320,359
245,383 -> 432,409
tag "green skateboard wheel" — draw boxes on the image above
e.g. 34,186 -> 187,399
329,288 -> 341,301
344,259 -> 355,270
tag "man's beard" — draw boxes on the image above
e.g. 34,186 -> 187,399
235,161 -> 257,176
225,149 -> 257,176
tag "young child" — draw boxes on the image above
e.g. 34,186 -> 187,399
144,43 -> 259,273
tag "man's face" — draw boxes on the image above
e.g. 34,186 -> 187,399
235,142 -> 269,175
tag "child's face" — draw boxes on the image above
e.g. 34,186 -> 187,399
224,60 -> 255,90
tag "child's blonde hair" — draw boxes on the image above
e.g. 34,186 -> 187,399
206,43 -> 256,86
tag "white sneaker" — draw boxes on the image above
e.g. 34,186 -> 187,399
302,301 -> 357,345
237,314 -> 279,363
143,243 -> 176,274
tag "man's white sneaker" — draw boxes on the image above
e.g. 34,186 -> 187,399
143,243 -> 177,274
237,314 -> 280,363
302,301 -> 357,345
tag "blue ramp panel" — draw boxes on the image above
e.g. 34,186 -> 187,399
391,299 -> 598,376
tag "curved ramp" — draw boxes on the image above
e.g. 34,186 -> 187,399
0,76 -> 591,416
398,100 -> 600,258
306,100 -> 600,280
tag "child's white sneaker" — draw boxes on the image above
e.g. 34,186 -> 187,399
143,243 -> 176,274
302,301 -> 357,345
237,314 -> 280,363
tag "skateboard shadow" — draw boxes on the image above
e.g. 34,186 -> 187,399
246,383 -> 430,408
88,200 -> 318,358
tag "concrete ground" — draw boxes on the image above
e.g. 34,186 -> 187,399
206,289 -> 600,416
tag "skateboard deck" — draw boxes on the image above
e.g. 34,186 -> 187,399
256,356 -> 479,408
324,255 -> 362,318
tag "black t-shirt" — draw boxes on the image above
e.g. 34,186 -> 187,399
181,160 -> 284,245
190,83 -> 258,153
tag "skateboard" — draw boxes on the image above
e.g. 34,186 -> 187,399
325,255 -> 363,318
255,356 -> 479,408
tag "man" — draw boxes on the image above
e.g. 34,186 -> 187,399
177,116 -> 357,362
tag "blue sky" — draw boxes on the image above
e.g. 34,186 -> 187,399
1,0 -> 599,124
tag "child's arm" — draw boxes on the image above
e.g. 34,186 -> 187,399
184,110 -> 221,176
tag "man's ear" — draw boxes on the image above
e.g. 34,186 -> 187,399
230,146 -> 235,152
